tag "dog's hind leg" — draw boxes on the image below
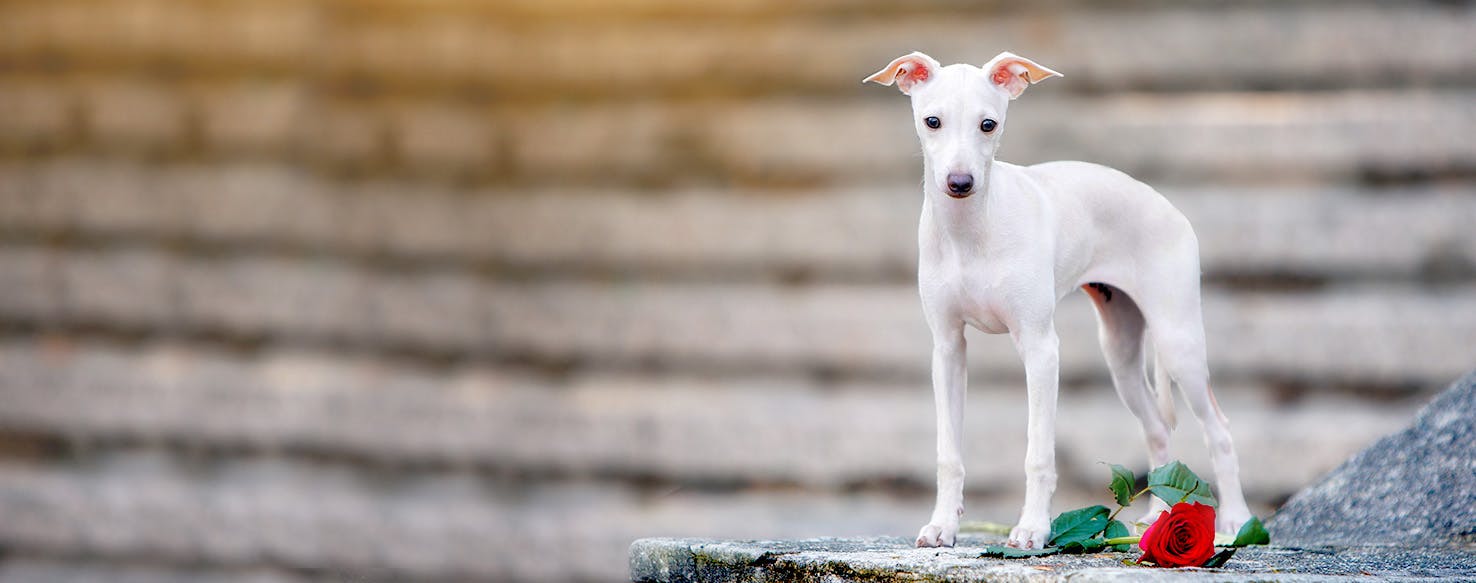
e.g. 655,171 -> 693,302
1083,283 -> 1174,525
1140,289 -> 1254,535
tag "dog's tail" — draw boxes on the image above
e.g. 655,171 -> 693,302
1151,349 -> 1177,431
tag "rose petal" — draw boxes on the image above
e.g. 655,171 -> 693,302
1140,502 -> 1218,567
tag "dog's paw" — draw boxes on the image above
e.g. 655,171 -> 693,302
1006,518 -> 1050,549
1135,498 -> 1171,530
1216,505 -> 1253,535
915,522 -> 957,548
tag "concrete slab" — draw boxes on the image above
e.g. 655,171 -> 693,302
630,535 -> 1476,582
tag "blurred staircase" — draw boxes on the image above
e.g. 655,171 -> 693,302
0,0 -> 1473,581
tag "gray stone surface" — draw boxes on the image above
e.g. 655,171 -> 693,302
631,536 -> 1476,582
6,2 -> 1476,101
3,244 -> 1475,386
0,450 -> 950,582
626,374 -> 1476,582
322,3 -> 1476,98
1270,371 -> 1476,547
8,159 -> 1476,283
0,559 -> 313,583
0,340 -> 1415,499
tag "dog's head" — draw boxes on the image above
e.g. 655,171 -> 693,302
864,51 -> 1060,199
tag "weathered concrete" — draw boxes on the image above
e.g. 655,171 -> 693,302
630,535 -> 1476,582
630,374 -> 1476,581
1270,371 -> 1476,547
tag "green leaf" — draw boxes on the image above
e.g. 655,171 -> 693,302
1147,461 -> 1217,507
1105,520 -> 1133,552
1108,464 -> 1136,507
979,545 -> 1061,558
1202,548 -> 1237,568
1232,516 -> 1270,546
1060,538 -> 1109,554
1048,505 -> 1111,547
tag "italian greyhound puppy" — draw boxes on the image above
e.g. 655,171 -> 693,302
864,51 -> 1253,549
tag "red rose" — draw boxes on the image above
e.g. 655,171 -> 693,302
1138,502 -> 1216,567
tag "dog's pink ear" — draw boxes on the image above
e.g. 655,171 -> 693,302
863,52 -> 940,95
983,52 -> 1061,99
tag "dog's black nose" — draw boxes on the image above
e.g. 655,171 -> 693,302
947,173 -> 974,196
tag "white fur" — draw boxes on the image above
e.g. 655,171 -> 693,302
865,52 -> 1253,549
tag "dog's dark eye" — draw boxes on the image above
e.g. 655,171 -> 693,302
980,118 -> 997,133
924,116 -> 941,129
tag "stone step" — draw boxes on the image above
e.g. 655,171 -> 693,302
630,537 -> 1476,582
0,0 -> 313,74
2,80 -> 1473,184
0,246 -> 1471,384
2,1 -> 1472,98
315,0 -> 1451,23
0,340 -> 1422,498
0,558 -> 318,583
0,449 -> 949,582
331,3 -> 1476,98
3,158 -> 1473,283
505,91 -> 1476,186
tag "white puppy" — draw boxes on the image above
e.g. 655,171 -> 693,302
864,51 -> 1253,549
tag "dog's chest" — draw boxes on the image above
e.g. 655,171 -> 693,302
920,259 -> 1012,335
960,298 -> 1010,334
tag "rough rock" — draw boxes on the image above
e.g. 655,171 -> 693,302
1269,371 -> 1476,547
630,535 -> 1476,582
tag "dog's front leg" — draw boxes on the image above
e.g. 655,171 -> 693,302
916,326 -> 966,548
1008,319 -> 1060,549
